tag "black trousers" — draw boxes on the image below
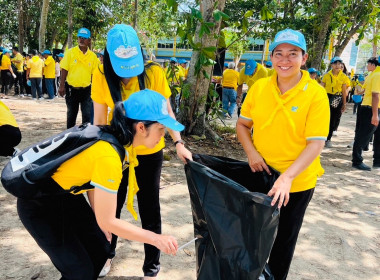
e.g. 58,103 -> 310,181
110,150 -> 163,277
352,106 -> 380,165
65,83 -> 92,129
17,180 -> 110,280
327,94 -> 343,141
14,71 -> 24,95
268,188 -> 315,280
0,125 -> 21,156
1,69 -> 12,95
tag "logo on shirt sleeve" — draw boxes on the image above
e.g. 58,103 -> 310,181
291,106 -> 299,112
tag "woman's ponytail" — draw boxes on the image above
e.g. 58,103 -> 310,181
110,102 -> 134,146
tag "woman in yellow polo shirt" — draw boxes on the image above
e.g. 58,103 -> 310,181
1,48 -> 17,98
320,56 -> 350,147
91,24 -> 192,279
236,29 -> 329,280
17,90 -> 181,280
0,100 -> 21,156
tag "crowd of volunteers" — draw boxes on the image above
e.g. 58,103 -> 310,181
1,22 -> 379,280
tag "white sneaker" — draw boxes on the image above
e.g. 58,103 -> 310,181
332,131 -> 337,136
33,98 -> 37,100
347,141 -> 354,148
98,259 -> 112,278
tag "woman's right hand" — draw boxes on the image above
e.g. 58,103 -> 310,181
154,234 -> 178,255
248,149 -> 271,174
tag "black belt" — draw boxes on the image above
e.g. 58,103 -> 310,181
328,92 -> 342,96
223,86 -> 234,89
67,83 -> 90,90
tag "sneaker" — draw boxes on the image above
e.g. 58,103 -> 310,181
12,148 -> 21,157
347,141 -> 354,148
19,94 -> 24,98
33,98 -> 37,100
352,163 -> 371,171
333,131 -> 337,136
39,97 -> 45,100
325,140 -> 332,148
98,259 -> 112,278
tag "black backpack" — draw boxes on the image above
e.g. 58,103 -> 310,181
1,124 -> 125,199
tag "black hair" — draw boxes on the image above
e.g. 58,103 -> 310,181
30,49 -> 37,55
367,57 -> 379,66
110,101 -> 157,146
12,46 -> 18,51
103,47 -> 156,104
22,52 -> 26,56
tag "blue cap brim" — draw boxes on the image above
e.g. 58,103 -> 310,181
158,116 -> 184,132
269,41 -> 306,52
107,47 -> 144,78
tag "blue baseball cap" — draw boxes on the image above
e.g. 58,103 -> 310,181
178,59 -> 187,64
106,24 -> 144,78
42,50 -> 51,55
224,62 -> 228,67
358,75 -> 365,82
123,89 -> 185,131
78,27 -> 91,39
265,61 -> 272,67
269,28 -> 307,52
2,48 -> 11,54
57,53 -> 64,58
308,67 -> 318,74
170,57 -> 177,63
99,50 -> 104,56
330,56 -> 343,64
244,60 -> 257,75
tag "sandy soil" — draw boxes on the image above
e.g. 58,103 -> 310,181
0,96 -> 379,280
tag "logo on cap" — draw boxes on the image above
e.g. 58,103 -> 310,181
114,45 -> 138,59
276,31 -> 299,43
161,100 -> 168,115
79,29 -> 88,35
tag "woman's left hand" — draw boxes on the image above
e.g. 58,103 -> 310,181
175,144 -> 193,164
267,174 -> 293,208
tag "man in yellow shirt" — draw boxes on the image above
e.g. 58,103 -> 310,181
221,62 -> 239,118
59,27 -> 98,128
178,59 -> 188,79
351,57 -> 380,171
0,100 -> 21,156
237,59 -> 268,114
26,49 -> 44,100
237,28 -> 329,280
1,48 -> 17,98
42,50 -> 56,99
265,61 -> 275,76
11,47 -> 25,97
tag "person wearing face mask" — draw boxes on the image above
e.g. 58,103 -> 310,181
58,27 -> 98,128
236,28 -> 329,280
320,56 -> 350,148
91,24 -> 192,279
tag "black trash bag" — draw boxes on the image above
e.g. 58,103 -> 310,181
185,154 -> 280,280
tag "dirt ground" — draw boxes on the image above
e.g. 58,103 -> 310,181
0,96 -> 379,280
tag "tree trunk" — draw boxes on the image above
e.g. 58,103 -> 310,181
373,20 -> 379,57
309,0 -> 338,69
47,26 -> 59,50
67,0 -> 73,49
334,19 -> 368,57
132,0 -> 138,29
178,0 -> 226,137
17,0 -> 24,53
39,0 -> 50,51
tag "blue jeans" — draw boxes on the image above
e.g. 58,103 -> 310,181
45,78 -> 55,99
30,78 -> 42,98
222,88 -> 237,116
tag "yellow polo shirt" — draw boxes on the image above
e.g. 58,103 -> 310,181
52,141 -> 122,194
60,46 -> 98,87
222,69 -> 239,90
44,56 -> 56,79
0,101 -> 18,127
27,56 -> 44,78
11,53 -> 24,72
362,66 -> 380,108
0,54 -> 11,70
238,63 -> 268,90
322,70 -> 350,94
240,70 -> 330,193
91,63 -> 171,155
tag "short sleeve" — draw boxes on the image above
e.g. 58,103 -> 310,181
91,66 -> 107,105
147,65 -> 171,99
305,89 -> 330,141
321,74 -> 327,84
372,74 -> 380,93
60,50 -> 70,71
90,156 -> 122,194
240,86 -> 255,121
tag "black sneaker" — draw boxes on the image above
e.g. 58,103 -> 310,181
352,163 -> 371,171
